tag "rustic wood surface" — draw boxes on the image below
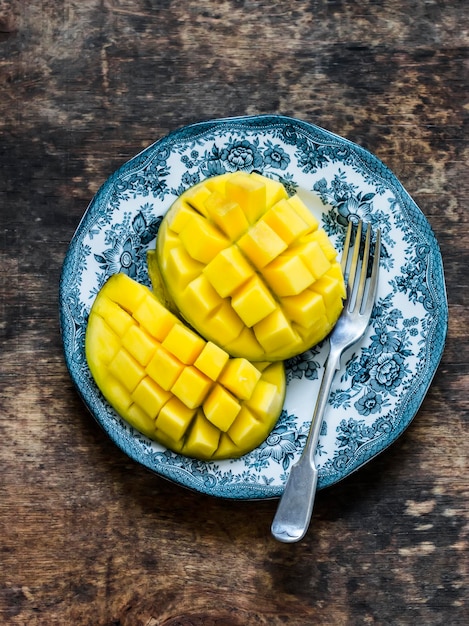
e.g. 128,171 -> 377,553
1,1 -> 468,624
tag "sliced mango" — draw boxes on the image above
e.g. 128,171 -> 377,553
156,172 -> 345,360
85,273 -> 285,460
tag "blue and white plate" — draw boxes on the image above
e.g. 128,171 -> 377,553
60,115 -> 448,499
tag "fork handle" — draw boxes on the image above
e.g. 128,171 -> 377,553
271,348 -> 341,543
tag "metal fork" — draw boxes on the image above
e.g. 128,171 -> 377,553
271,220 -> 381,543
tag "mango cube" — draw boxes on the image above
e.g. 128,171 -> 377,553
162,324 -> 205,364
262,254 -> 315,296
146,346 -> 184,390
253,308 -> 301,354
165,199 -> 198,233
262,198 -> 311,244
216,433 -> 241,459
182,274 -> 223,320
228,406 -> 263,448
206,300 -> 244,344
312,275 -> 345,324
328,262 -> 347,299
205,172 -> 231,194
101,375 -> 132,416
179,214 -> 229,263
204,191 -> 249,240
203,245 -> 254,297
219,358 -> 261,400
122,324 -> 158,366
108,349 -> 145,393
295,238 -> 331,280
280,290 -> 326,328
131,377 -> 171,417
183,411 -> 220,458
225,172 -> 266,223
194,342 -> 230,381
247,380 -> 279,420
133,295 -> 176,341
93,297 -> 134,337
250,172 -> 288,206
225,327 -> 263,360
312,275 -> 343,312
231,275 -> 277,327
126,404 -> 156,439
165,246 -> 204,291
104,271 -> 146,312
85,315 -> 120,366
171,366 -> 212,409
309,228 -> 339,261
156,397 -> 196,442
203,384 -> 241,431
286,195 -> 319,229
237,220 -> 288,269
183,183 -> 212,216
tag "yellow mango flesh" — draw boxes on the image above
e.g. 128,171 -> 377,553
156,172 -> 346,360
85,273 -> 285,460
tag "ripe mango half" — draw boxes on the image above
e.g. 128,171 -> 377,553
156,172 -> 345,361
85,273 -> 286,460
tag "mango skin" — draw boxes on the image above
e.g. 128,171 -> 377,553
155,172 -> 346,361
85,273 -> 286,460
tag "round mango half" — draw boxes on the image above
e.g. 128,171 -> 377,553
155,172 -> 346,361
85,273 -> 286,460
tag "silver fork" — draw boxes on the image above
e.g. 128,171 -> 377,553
271,220 -> 381,543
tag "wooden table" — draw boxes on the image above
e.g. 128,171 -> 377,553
1,2 -> 467,624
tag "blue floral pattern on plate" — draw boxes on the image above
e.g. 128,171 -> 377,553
59,115 -> 448,499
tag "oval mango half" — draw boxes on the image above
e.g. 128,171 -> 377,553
85,273 -> 286,460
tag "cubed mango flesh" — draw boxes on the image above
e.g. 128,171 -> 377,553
85,273 -> 286,460
155,172 -> 345,360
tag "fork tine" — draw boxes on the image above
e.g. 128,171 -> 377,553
355,223 -> 372,312
364,227 -> 381,313
346,220 -> 362,297
340,220 -> 353,274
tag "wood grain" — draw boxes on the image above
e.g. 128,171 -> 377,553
1,1 -> 468,624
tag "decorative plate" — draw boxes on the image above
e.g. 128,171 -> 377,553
60,115 -> 448,499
